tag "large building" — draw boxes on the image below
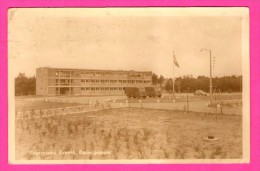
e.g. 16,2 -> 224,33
36,67 -> 152,96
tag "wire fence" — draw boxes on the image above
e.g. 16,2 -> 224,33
15,103 -> 113,120
16,96 -> 242,121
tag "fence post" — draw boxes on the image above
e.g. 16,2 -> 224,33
186,95 -> 189,113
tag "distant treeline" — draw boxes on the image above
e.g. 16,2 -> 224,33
152,74 -> 242,93
15,72 -> 242,96
15,73 -> 36,96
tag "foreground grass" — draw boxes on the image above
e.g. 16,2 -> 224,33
15,108 -> 242,160
15,101 -> 81,111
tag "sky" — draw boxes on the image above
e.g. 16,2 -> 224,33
8,8 -> 247,78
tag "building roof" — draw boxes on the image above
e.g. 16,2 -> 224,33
37,67 -> 152,73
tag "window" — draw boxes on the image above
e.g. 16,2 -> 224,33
96,87 -> 100,90
81,79 -> 85,83
91,88 -> 95,91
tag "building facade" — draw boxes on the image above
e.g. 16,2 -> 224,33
36,67 -> 152,96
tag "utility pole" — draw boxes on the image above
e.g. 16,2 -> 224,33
201,48 -> 213,105
187,87 -> 190,112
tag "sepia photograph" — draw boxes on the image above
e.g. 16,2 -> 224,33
8,8 -> 249,164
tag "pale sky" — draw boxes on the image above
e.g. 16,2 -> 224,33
8,8 -> 247,78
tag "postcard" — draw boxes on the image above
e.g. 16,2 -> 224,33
8,7 -> 249,164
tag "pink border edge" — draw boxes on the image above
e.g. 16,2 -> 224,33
0,0 -> 259,171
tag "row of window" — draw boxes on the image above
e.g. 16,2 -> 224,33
55,71 -> 72,77
80,71 -> 151,76
81,87 -> 124,91
53,70 -> 152,77
81,79 -> 151,84
81,72 -> 128,76
55,71 -> 82,77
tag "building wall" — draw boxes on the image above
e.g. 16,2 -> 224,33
48,87 -> 56,95
36,67 -> 152,96
72,87 -> 81,95
36,68 -> 49,95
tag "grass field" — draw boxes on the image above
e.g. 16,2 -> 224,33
15,101 -> 81,111
15,108 -> 242,160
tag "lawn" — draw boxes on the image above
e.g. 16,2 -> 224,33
15,108 -> 242,160
15,100 -> 81,111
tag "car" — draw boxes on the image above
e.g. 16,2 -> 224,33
194,90 -> 207,96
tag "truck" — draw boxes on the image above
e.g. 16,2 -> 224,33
124,87 -> 147,98
124,86 -> 162,98
145,87 -> 162,97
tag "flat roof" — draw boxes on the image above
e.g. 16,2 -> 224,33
37,67 -> 152,73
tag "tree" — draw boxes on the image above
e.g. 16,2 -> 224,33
165,78 -> 173,93
152,73 -> 158,85
157,75 -> 165,88
175,79 -> 181,93
15,73 -> 36,96
162,75 -> 242,93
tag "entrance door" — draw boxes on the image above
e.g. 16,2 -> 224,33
60,87 -> 69,95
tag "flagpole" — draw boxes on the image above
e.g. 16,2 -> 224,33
172,51 -> 175,97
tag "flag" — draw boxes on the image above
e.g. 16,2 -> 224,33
173,51 -> 180,68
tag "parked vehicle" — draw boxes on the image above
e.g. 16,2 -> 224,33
154,87 -> 162,97
124,87 -> 147,98
145,87 -> 156,97
124,86 -> 162,98
194,90 -> 207,96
